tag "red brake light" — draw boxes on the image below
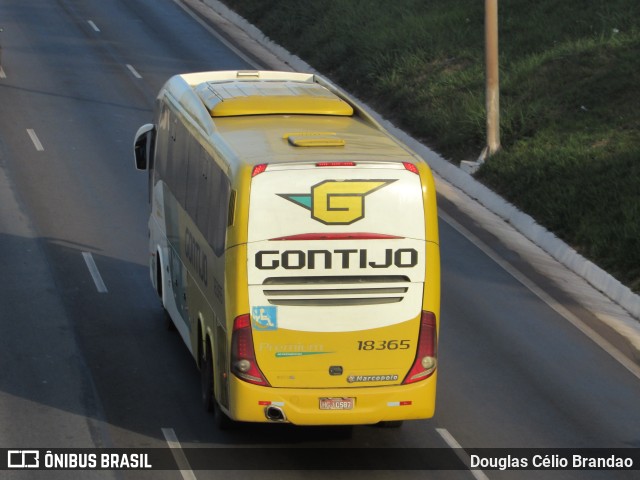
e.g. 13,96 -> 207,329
252,164 -> 268,176
316,162 -> 356,167
233,314 -> 251,330
402,311 -> 437,384
403,162 -> 419,174
231,314 -> 270,386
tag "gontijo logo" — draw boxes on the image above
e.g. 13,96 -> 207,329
278,180 -> 396,225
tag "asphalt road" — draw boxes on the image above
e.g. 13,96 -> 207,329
0,1 -> 639,479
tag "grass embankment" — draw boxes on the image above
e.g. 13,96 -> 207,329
222,0 -> 640,293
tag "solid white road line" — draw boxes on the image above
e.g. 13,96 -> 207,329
0,66 -> 6,79
88,20 -> 101,32
436,428 -> 490,480
440,210 -> 640,382
82,252 -> 108,293
126,64 -> 142,79
26,129 -> 44,151
162,428 -> 198,480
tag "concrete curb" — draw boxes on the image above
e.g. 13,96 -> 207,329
193,0 -> 640,326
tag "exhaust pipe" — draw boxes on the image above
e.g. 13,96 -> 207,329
264,405 -> 287,422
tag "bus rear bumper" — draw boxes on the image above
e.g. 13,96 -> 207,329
225,374 -> 437,425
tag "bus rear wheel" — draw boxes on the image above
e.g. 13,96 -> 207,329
201,344 -> 215,412
200,342 -> 235,430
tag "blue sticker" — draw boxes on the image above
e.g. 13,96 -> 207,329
251,306 -> 278,331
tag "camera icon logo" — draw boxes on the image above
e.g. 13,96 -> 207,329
7,450 -> 40,468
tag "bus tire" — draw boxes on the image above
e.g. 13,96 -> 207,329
201,344 -> 215,412
201,342 -> 236,429
213,404 -> 235,430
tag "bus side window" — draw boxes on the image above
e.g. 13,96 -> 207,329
214,176 -> 230,257
195,147 -> 210,238
206,161 -> 230,257
154,106 -> 171,187
168,118 -> 189,208
185,140 -> 202,219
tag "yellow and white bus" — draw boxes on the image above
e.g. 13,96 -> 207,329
134,70 -> 440,427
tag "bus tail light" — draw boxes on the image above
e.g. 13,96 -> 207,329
316,161 -> 356,167
231,314 -> 270,386
403,162 -> 419,174
402,311 -> 437,384
252,164 -> 268,176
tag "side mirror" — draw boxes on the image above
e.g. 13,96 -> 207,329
133,124 -> 156,170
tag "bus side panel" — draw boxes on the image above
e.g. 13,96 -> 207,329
148,100 -> 192,350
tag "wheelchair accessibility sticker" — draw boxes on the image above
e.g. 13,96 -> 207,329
251,306 -> 278,331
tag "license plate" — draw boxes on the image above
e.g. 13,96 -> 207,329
319,397 -> 355,410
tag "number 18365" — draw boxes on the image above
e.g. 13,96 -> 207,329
357,339 -> 411,351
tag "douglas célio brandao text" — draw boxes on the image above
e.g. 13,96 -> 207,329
470,453 -> 634,470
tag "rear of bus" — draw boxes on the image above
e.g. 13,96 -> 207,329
231,153 -> 440,425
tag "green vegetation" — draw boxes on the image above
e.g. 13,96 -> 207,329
222,0 -> 640,292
